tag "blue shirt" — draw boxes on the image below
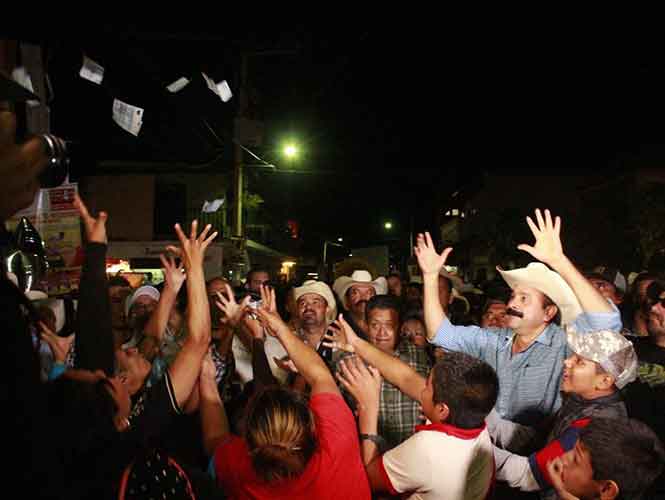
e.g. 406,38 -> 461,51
432,310 -> 622,425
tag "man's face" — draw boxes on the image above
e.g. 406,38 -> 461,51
557,439 -> 600,499
589,278 -> 621,305
438,276 -> 452,313
297,293 -> 327,329
648,292 -> 665,337
481,302 -> 508,328
367,307 -> 400,353
401,318 -> 427,347
247,271 -> 270,292
387,276 -> 402,297
129,295 -> 157,329
561,353 -> 607,398
346,284 -> 376,317
505,285 -> 552,333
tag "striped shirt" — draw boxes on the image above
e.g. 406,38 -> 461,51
432,309 -> 622,425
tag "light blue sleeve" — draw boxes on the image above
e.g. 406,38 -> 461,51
571,301 -> 622,333
431,317 -> 501,359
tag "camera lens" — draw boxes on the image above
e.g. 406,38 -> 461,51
38,134 -> 70,188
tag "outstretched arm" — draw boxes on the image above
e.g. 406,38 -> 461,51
199,350 -> 230,456
518,209 -> 613,314
143,254 -> 186,343
325,315 -> 426,403
165,221 -> 217,407
414,232 -> 454,339
256,285 -> 339,396
73,194 -> 114,375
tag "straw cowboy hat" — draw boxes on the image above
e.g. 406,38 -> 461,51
333,270 -> 388,310
293,280 -> 338,324
496,262 -> 583,326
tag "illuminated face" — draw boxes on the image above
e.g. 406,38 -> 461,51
506,286 -> 552,334
297,293 -> 327,328
401,318 -> 427,347
648,294 -> 665,337
561,354 -> 607,398
346,284 -> 376,317
557,440 -> 599,498
481,302 -> 508,328
367,307 -> 400,353
115,346 -> 152,394
247,271 -> 270,292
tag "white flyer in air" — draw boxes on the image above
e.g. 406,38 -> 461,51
166,77 -> 190,93
112,99 -> 144,136
79,56 -> 105,85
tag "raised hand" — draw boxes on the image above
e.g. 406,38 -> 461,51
414,232 -> 452,276
39,321 -> 74,364
255,290 -> 288,338
323,314 -> 359,353
73,193 -> 107,244
241,312 -> 265,340
159,253 -> 186,292
259,283 -> 277,313
165,220 -> 217,271
336,356 -> 382,411
517,208 -> 564,266
215,283 -> 250,328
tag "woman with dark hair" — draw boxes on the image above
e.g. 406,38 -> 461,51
44,195 -> 221,499
200,286 -> 371,499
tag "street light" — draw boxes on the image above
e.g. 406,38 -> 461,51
283,143 -> 298,159
337,237 -> 343,242
384,221 -> 393,230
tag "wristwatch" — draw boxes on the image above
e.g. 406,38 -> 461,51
359,433 -> 386,449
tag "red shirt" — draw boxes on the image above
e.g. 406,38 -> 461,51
213,392 -> 371,500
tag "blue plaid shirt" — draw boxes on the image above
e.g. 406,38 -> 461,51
432,310 -> 622,425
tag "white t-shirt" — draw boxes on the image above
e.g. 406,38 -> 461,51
231,335 -> 289,385
380,423 -> 494,500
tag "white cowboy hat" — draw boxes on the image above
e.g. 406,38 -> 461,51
293,280 -> 338,324
333,270 -> 388,310
496,262 -> 583,326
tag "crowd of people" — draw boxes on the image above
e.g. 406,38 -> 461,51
4,197 -> 665,500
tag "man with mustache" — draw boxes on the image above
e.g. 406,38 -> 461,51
416,209 -> 622,431
333,270 -> 387,337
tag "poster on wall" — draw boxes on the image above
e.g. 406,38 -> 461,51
6,183 -> 82,296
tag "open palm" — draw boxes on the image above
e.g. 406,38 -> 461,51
517,209 -> 564,265
414,232 -> 452,276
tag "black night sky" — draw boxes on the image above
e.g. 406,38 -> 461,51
6,20 -> 665,257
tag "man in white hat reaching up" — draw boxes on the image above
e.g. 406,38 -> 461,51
333,270 -> 387,337
416,209 -> 621,428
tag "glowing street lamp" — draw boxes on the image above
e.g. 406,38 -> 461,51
384,221 -> 393,230
283,144 -> 298,158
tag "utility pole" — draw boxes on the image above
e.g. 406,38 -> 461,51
232,53 -> 248,238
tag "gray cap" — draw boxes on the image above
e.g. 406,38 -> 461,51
566,328 -> 638,389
